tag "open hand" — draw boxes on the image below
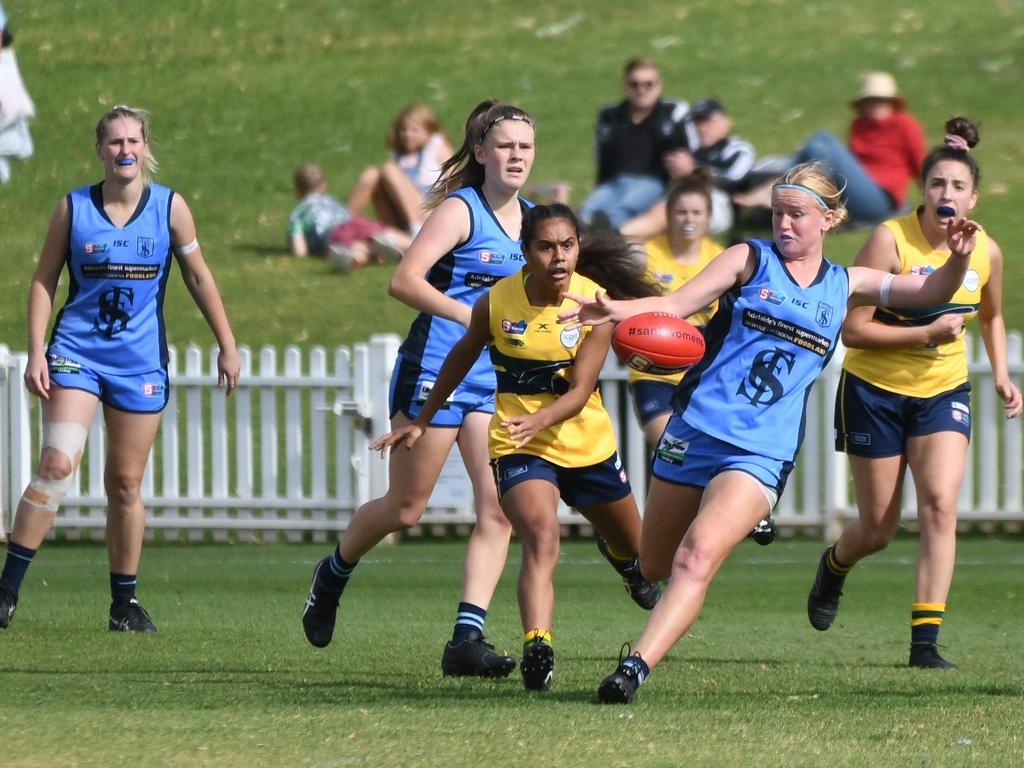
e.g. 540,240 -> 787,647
369,423 -> 424,457
557,290 -> 617,328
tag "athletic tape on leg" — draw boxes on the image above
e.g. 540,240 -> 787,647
23,422 -> 89,512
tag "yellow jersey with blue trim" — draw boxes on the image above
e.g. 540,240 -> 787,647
488,270 -> 617,467
842,210 -> 990,397
628,234 -> 720,385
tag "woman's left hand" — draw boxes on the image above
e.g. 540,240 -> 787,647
996,379 -> 1023,419
502,413 -> 547,449
218,348 -> 242,394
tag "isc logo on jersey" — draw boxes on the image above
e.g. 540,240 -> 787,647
479,250 -> 505,264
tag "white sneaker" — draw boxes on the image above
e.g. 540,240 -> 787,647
371,234 -> 403,263
326,243 -> 355,272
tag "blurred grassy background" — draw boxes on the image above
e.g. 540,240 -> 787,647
1,0 -> 1021,351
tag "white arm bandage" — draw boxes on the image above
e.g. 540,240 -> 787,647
174,238 -> 199,257
879,273 -> 896,307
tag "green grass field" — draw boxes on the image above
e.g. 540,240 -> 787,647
1,539 -> 1022,767
1,0 -> 1022,350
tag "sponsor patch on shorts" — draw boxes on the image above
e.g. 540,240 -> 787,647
848,432 -> 871,446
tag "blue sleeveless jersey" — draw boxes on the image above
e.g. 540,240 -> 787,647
398,186 -> 531,387
672,239 -> 849,462
48,183 -> 175,374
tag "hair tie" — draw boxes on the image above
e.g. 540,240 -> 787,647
944,134 -> 969,152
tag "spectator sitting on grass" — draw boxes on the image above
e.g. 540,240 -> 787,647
288,163 -> 411,271
580,57 -> 697,230
620,98 -> 755,239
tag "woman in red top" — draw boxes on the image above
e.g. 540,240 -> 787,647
793,72 -> 926,226
738,72 -> 926,226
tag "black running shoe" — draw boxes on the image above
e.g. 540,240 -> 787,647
441,629 -> 516,678
302,557 -> 341,648
596,537 -> 662,610
0,583 -> 17,629
520,638 -> 555,691
751,515 -> 776,546
807,546 -> 846,631
108,598 -> 157,633
909,643 -> 958,669
597,644 -> 646,704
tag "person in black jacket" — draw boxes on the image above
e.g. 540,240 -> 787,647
580,58 -> 697,229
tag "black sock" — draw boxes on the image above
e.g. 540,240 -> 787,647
1,542 -> 37,593
110,572 -> 137,604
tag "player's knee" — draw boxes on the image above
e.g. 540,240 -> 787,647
520,523 -> 560,566
391,497 -> 427,531
22,422 -> 88,512
672,542 -> 715,584
917,503 -> 957,537
861,525 -> 896,553
104,470 -> 144,508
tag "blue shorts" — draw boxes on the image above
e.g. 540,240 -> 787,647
492,452 -> 632,508
834,370 -> 972,457
389,354 -> 494,427
47,353 -> 169,413
651,414 -> 792,495
629,380 -> 675,425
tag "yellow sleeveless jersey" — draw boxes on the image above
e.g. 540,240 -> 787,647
488,270 -> 617,467
842,211 -> 990,397
628,234 -> 720,385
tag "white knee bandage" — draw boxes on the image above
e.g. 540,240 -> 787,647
23,422 -> 89,512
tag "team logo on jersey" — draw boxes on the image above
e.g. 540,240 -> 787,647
84,242 -> 108,255
910,265 -> 935,276
142,382 -> 166,397
479,250 -> 505,264
465,272 -> 500,288
415,381 -> 453,405
137,237 -> 155,258
559,327 -> 581,349
93,287 -> 134,338
759,287 -> 785,305
963,269 -> 980,292
47,354 -> 82,374
502,464 -> 529,482
737,347 -> 796,406
655,434 -> 689,465
816,302 -> 834,327
654,271 -> 673,284
951,400 -> 971,426
502,319 -> 527,334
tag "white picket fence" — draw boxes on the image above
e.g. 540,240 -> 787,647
1,332 -> 1021,541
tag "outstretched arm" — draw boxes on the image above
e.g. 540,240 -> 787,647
849,217 -> 977,310
559,242 -> 753,327
370,295 -> 492,454
842,224 -> 965,350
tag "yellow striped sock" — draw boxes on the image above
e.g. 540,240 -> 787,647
826,546 -> 852,575
523,628 -> 552,646
911,602 -> 945,645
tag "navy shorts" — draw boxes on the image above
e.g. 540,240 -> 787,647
47,353 -> 170,413
389,354 -> 494,427
491,452 -> 632,508
651,414 -> 792,496
629,380 -> 675,425
834,370 -> 971,457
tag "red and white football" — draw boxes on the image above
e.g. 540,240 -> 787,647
611,312 -> 705,374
